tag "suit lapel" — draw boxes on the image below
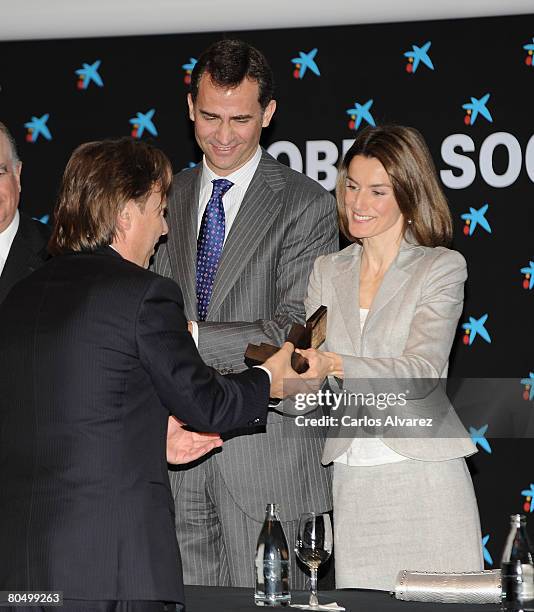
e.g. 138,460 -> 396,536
332,248 -> 362,354
206,151 -> 284,320
365,239 -> 425,329
330,240 -> 426,353
167,168 -> 199,319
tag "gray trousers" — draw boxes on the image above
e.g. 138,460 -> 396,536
170,456 -> 309,589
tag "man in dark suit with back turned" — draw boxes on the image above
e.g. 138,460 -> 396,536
0,138 -> 315,612
0,121 -> 50,304
153,39 -> 338,588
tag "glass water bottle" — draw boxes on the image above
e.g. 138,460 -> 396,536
254,503 -> 291,607
501,513 -> 534,609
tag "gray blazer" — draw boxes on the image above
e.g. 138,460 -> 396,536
304,239 -> 477,465
153,149 -> 338,521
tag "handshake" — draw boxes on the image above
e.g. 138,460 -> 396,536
246,306 -> 343,399
168,341 -> 341,468
260,341 -> 331,399
165,343 -> 328,467
170,308 -> 343,467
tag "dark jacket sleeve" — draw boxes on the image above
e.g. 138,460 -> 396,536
136,274 -> 270,432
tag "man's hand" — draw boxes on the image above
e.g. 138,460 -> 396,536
296,348 -> 344,379
262,342 -> 302,398
166,416 -> 223,464
262,344 -> 345,399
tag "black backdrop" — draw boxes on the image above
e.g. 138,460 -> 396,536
1,12 -> 533,566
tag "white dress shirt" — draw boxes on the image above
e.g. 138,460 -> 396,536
0,210 -> 20,276
190,146 -> 262,345
197,146 -> 262,241
334,308 -> 407,466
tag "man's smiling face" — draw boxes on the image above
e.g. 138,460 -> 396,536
188,74 -> 276,176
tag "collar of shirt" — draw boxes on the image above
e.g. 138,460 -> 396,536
0,209 -> 20,275
197,146 -> 262,240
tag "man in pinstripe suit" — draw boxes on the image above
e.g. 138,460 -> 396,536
153,39 -> 338,588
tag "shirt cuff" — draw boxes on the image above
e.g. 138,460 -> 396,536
190,320 -> 199,346
254,366 -> 281,408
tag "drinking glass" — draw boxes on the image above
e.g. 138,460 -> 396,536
295,512 -> 333,609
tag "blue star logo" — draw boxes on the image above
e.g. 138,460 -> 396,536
521,484 -> 534,512
129,109 -> 157,138
461,203 -> 491,236
182,57 -> 197,72
291,48 -> 320,79
182,57 -> 197,84
523,37 -> 534,66
32,214 -> 50,225
482,535 -> 493,565
520,373 -> 534,401
404,41 -> 434,73
521,261 -> 534,290
462,93 -> 492,125
75,60 -> 103,89
346,99 -> 376,130
469,424 -> 491,454
462,314 -> 491,345
24,114 -> 52,142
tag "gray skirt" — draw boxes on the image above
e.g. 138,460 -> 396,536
333,458 -> 483,591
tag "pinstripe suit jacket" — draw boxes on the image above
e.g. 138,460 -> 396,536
153,149 -> 338,522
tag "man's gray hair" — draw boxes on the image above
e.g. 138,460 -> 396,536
0,121 -> 21,169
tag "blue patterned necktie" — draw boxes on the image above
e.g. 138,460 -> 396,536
196,178 -> 233,321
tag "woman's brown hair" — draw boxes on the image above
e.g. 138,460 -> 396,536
336,125 -> 452,247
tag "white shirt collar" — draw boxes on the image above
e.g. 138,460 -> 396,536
0,209 -> 20,264
200,146 -> 262,192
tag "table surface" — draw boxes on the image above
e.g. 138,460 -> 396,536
183,586 -> 502,612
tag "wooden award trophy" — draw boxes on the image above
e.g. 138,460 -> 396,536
244,305 -> 327,373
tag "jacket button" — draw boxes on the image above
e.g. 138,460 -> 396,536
248,417 -> 261,425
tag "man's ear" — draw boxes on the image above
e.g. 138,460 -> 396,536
15,161 -> 22,193
261,99 -> 276,128
117,201 -> 133,233
187,94 -> 195,122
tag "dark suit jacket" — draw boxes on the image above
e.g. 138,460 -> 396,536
0,247 -> 269,604
0,211 -> 50,304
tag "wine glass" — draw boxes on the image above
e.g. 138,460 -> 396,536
295,512 -> 333,609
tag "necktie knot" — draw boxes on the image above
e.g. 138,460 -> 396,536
211,178 -> 233,197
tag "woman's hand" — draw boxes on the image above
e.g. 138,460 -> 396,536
296,348 -> 344,380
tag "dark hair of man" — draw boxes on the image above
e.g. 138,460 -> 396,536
49,138 -> 172,255
190,39 -> 274,110
336,125 -> 453,247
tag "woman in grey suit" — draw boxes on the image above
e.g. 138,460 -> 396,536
299,126 -> 483,591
